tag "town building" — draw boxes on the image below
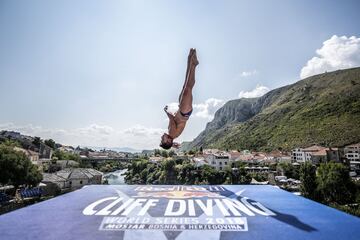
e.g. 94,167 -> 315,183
344,143 -> 360,161
291,148 -> 307,162
267,150 -> 292,163
58,146 -> 75,153
202,149 -> 220,155
251,152 -> 269,163
291,145 -> 340,164
235,151 -> 271,164
204,152 -> 231,170
39,143 -> 53,159
13,146 -> 40,165
237,150 -> 254,162
344,143 -> 360,173
229,151 -> 242,161
42,173 -> 68,189
41,168 -> 103,190
191,157 -> 207,168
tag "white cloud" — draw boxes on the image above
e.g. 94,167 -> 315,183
77,124 -> 113,135
300,35 -> 360,79
239,70 -> 258,77
0,123 -> 165,150
238,84 -> 270,98
193,98 -> 225,120
122,125 -> 164,137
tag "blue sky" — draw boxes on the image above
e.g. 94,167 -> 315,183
0,0 -> 360,149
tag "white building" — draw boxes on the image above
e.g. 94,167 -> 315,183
291,145 -> 339,164
192,157 -> 207,168
344,143 -> 360,173
344,143 -> 360,161
204,152 -> 232,170
291,148 -> 308,162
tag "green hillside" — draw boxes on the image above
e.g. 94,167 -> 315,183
187,67 -> 360,151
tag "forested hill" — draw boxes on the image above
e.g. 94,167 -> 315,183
185,67 -> 360,151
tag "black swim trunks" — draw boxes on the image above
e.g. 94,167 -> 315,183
180,109 -> 193,118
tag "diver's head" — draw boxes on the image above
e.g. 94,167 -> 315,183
160,133 -> 173,150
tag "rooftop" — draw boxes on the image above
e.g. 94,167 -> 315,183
303,145 -> 327,152
44,168 -> 103,181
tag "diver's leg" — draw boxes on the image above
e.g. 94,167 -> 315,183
179,64 -> 196,113
179,49 -> 194,102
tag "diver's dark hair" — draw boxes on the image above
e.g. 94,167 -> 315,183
160,141 -> 173,150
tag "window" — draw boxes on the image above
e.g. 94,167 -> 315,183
69,181 -> 72,185
80,181 -> 83,184
224,162 -> 227,165
219,167 -> 222,170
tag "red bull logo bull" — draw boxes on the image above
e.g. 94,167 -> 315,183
134,190 -> 223,199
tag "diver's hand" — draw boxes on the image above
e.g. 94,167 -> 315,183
164,106 -> 174,119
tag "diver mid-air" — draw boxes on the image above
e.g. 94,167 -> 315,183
160,48 -> 199,149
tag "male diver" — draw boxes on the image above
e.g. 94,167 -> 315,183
160,48 -> 199,149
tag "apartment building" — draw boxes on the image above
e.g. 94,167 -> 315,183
344,143 -> 360,172
204,152 -> 231,170
291,145 -> 340,164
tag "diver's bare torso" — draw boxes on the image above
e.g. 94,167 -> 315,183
167,109 -> 191,139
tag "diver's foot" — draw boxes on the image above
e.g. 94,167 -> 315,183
188,48 -> 194,65
190,49 -> 199,67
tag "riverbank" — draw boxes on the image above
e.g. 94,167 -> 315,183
103,169 -> 127,185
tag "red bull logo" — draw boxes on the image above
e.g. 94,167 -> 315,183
134,190 -> 223,199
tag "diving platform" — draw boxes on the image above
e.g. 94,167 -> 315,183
0,185 -> 359,240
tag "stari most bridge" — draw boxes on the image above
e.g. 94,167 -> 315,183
80,157 -> 137,163
0,185 -> 359,240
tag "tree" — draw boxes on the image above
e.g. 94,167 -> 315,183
199,165 -> 226,184
188,150 -> 195,155
52,149 -> 80,161
44,139 -> 56,149
277,162 -> 299,179
154,149 -> 161,156
177,163 -> 196,184
316,162 -> 356,204
230,166 -> 252,184
159,159 -> 177,184
32,137 -> 41,148
0,144 -> 42,188
300,162 -> 318,200
161,150 -> 169,158
1,139 -> 21,148
168,150 -> 176,157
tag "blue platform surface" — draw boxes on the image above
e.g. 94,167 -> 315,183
0,185 -> 359,240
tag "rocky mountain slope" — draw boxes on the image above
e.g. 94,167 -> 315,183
185,67 -> 360,151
